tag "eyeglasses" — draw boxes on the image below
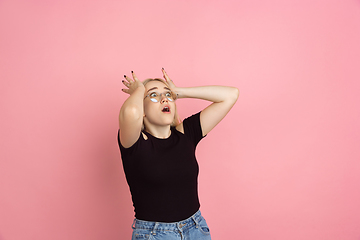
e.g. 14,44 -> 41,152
144,91 -> 177,103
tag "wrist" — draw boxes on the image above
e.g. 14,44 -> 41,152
132,84 -> 145,95
136,83 -> 145,90
173,87 -> 186,99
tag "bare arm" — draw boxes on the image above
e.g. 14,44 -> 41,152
162,69 -> 239,136
119,72 -> 145,148
176,86 -> 239,136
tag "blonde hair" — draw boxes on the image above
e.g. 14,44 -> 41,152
142,78 -> 181,130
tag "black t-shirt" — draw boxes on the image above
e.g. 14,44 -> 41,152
118,112 -> 205,222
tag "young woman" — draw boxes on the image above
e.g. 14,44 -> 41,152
118,68 -> 239,240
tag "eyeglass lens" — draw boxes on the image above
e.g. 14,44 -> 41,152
149,91 -> 175,102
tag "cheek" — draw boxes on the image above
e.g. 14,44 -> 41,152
143,102 -> 157,116
171,103 -> 177,113
143,102 -> 150,115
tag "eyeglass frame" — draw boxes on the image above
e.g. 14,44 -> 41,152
144,90 -> 178,103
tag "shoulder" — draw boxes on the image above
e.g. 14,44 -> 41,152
175,112 -> 202,133
175,112 -> 204,145
118,130 -> 148,150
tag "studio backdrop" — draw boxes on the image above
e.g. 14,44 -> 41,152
1,0 -> 360,239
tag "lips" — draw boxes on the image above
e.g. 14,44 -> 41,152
162,105 -> 171,113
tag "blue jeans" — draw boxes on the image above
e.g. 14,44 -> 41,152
131,210 -> 211,240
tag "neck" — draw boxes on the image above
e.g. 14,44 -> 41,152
144,125 -> 171,139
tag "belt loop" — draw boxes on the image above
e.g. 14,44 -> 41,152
151,222 -> 159,236
176,222 -> 184,240
131,219 -> 136,229
191,215 -> 199,228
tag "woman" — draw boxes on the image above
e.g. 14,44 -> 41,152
118,68 -> 239,240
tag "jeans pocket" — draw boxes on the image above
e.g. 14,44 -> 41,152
198,217 -> 211,235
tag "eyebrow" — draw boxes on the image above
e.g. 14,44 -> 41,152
147,87 -> 171,92
147,87 -> 158,92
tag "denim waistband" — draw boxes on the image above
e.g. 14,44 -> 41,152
132,209 -> 202,232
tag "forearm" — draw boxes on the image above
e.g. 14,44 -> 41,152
119,86 -> 145,120
175,85 -> 239,103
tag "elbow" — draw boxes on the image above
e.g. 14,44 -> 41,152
230,87 -> 239,102
119,104 -> 143,122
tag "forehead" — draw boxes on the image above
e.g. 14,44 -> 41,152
145,80 -> 169,91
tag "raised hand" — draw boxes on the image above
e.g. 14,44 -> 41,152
122,71 -> 145,95
162,68 -> 178,92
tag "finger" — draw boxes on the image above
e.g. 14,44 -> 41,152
131,71 -> 139,82
122,79 -> 130,87
121,88 -> 130,94
124,74 -> 133,83
162,68 -> 171,82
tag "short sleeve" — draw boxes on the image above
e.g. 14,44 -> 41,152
182,111 -> 206,146
117,129 -> 143,160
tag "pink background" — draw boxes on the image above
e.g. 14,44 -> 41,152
1,0 -> 360,239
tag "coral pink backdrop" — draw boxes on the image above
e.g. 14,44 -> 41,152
1,0 -> 360,239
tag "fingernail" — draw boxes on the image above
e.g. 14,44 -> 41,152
162,67 -> 164,70
124,75 -> 126,78
131,71 -> 133,73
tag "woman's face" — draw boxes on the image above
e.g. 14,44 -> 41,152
143,80 -> 176,128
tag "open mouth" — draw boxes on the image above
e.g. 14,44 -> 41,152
162,106 -> 170,113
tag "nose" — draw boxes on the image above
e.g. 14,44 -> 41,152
160,93 -> 169,103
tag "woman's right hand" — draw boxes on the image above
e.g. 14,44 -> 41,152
119,71 -> 145,148
122,71 -> 145,95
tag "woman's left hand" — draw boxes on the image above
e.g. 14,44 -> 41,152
162,68 -> 179,94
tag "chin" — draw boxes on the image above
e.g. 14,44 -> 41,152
146,113 -> 175,126
162,118 -> 175,126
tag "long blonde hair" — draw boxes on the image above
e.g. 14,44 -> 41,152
142,78 -> 181,130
